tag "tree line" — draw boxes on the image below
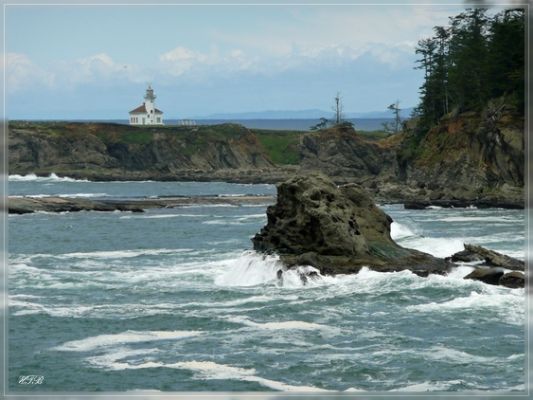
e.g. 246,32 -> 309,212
414,7 -> 524,130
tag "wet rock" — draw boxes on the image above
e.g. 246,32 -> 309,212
464,268 -> 505,285
451,244 -> 524,271
7,195 -> 275,214
252,173 -> 452,275
499,271 -> 525,288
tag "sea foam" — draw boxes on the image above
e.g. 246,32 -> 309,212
54,330 -> 202,352
9,173 -> 89,182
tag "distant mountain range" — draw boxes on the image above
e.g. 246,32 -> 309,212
193,107 -> 414,120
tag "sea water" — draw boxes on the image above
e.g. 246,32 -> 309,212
8,175 -> 525,392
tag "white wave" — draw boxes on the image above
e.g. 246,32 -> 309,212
207,239 -> 241,245
214,252 -> 283,287
120,213 -> 206,219
390,222 -> 418,240
406,290 -> 524,325
212,295 -> 298,307
9,294 -> 42,300
214,251 -> 325,288
203,219 -> 240,225
426,205 -> 443,210
423,345 -> 512,364
54,330 -> 202,352
26,193 -> 108,198
399,236 -> 465,258
392,380 -> 463,392
344,387 -> 366,392
391,222 -> 464,257
10,301 -> 94,317
51,248 -> 193,259
226,316 -> 332,332
439,216 -> 518,223
9,173 -> 89,182
236,213 -> 266,222
89,355 -> 328,392
181,204 -> 237,208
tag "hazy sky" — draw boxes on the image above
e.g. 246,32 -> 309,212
5,4 -> 470,119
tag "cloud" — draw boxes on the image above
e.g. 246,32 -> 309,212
57,53 -> 150,86
159,46 -> 255,77
3,53 -> 55,93
156,40 -> 414,82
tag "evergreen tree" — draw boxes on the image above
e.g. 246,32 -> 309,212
413,7 -> 524,131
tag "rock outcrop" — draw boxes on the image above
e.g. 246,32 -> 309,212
7,195 -> 274,214
450,244 -> 524,271
252,174 -> 452,275
449,244 -> 525,288
464,268 -> 525,288
396,106 -> 524,207
464,268 -> 505,285
8,122 -> 278,181
499,272 -> 525,288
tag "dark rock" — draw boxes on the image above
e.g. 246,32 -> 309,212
450,249 -> 484,263
7,195 -> 275,214
451,244 -> 524,271
464,268 -> 505,285
499,271 -> 525,288
252,174 -> 453,275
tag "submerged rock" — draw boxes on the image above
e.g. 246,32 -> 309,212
499,271 -> 525,288
252,174 -> 452,275
450,244 -> 524,271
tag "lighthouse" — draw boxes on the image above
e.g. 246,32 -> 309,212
129,85 -> 164,125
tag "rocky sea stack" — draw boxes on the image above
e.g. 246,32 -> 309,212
252,174 -> 452,276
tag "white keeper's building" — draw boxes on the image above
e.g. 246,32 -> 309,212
129,85 -> 164,125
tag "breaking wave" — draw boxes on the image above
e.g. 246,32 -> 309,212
9,173 -> 89,182
54,330 -> 202,352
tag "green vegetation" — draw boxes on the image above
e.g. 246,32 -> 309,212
118,130 -> 154,145
254,129 -> 301,165
356,130 -> 391,141
398,8 -> 525,167
414,8 -> 524,130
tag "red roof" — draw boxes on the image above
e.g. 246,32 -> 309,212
129,104 -> 163,114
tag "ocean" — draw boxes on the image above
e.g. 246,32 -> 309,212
8,175 -> 525,393
62,118 -> 393,131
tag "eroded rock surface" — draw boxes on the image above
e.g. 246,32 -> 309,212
252,174 -> 452,275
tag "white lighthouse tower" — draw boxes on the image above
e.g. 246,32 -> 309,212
129,85 -> 164,125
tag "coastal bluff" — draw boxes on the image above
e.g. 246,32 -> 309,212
252,174 -> 452,276
9,117 -> 524,208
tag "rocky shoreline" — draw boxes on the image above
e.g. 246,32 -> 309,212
252,174 -> 525,288
7,194 -> 275,214
10,170 -> 524,210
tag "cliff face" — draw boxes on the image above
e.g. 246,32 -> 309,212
8,110 -> 524,206
9,122 -> 276,180
297,107 -> 524,205
398,106 -> 524,202
299,126 -> 398,182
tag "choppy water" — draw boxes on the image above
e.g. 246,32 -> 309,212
8,174 -> 525,393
